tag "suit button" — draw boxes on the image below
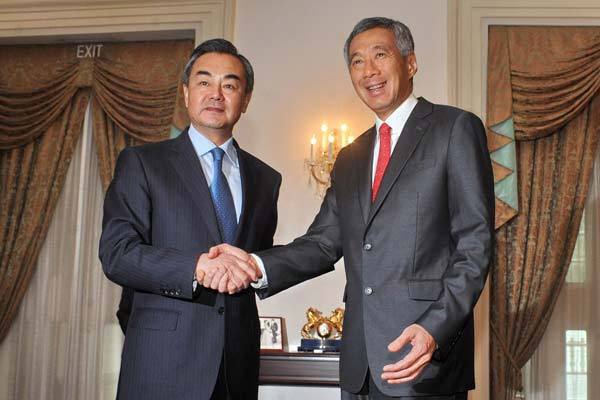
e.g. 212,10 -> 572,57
169,290 -> 175,296
175,290 -> 181,296
364,287 -> 373,296
363,243 -> 372,251
218,307 -> 225,315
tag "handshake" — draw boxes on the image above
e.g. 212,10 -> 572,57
195,244 -> 261,294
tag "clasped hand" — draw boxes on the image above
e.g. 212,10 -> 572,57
195,244 -> 259,294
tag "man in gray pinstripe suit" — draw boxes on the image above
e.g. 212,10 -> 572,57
100,39 -> 280,400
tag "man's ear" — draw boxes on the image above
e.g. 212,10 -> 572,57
241,90 -> 252,113
407,53 -> 418,79
183,85 -> 190,108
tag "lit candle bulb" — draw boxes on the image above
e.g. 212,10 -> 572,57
340,123 -> 348,146
347,135 -> 354,144
321,123 -> 328,152
310,135 -> 317,161
328,133 -> 334,161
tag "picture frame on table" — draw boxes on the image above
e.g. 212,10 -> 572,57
259,316 -> 285,352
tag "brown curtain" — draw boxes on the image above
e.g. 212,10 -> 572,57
90,41 -> 191,189
0,40 -> 192,344
487,27 -> 600,400
0,44 -> 91,343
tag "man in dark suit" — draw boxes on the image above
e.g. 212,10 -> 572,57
211,17 -> 495,399
99,39 -> 280,400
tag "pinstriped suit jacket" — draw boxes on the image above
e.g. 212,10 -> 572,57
99,129 -> 281,400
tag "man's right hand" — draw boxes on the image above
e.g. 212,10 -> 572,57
195,252 -> 259,294
208,244 -> 252,264
208,244 -> 264,292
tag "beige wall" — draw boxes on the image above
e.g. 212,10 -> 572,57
233,0 -> 449,349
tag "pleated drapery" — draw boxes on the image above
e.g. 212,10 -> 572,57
88,42 -> 192,189
0,40 -> 193,343
487,26 -> 600,400
0,105 -> 124,400
522,138 -> 600,400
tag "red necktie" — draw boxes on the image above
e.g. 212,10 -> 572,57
372,123 -> 392,202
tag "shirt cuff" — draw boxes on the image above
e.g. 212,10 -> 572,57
250,254 -> 268,289
192,270 -> 198,292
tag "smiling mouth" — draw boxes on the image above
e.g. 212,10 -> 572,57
366,82 -> 386,94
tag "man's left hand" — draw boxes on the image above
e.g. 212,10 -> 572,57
381,324 -> 436,384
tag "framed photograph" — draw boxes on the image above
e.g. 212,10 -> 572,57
259,316 -> 285,352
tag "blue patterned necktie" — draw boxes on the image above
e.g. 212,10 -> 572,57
209,147 -> 238,244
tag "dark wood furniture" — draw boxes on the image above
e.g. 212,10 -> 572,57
259,351 -> 340,386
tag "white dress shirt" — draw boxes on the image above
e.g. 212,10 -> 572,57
188,124 -> 242,222
252,94 -> 419,289
372,94 -> 418,183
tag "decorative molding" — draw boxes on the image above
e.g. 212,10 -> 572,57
0,0 -> 235,44
453,2 -> 600,400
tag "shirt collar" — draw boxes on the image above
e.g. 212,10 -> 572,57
375,94 -> 418,136
188,124 -> 239,167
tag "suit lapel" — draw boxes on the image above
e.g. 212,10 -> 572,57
367,98 -> 433,227
233,141 -> 252,247
353,127 -> 376,225
167,129 -> 222,244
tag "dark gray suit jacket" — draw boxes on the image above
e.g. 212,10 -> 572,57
257,98 -> 494,397
99,129 -> 281,400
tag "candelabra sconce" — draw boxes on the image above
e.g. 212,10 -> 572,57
305,122 -> 353,195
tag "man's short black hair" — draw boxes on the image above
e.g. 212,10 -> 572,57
182,38 -> 254,93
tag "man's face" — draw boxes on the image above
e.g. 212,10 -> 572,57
183,52 -> 251,139
348,27 -> 417,120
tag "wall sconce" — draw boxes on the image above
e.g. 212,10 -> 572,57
305,122 -> 354,194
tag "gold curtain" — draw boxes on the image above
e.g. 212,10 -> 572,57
90,41 -> 191,189
0,40 -> 192,343
487,26 -> 600,400
0,45 -> 80,149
